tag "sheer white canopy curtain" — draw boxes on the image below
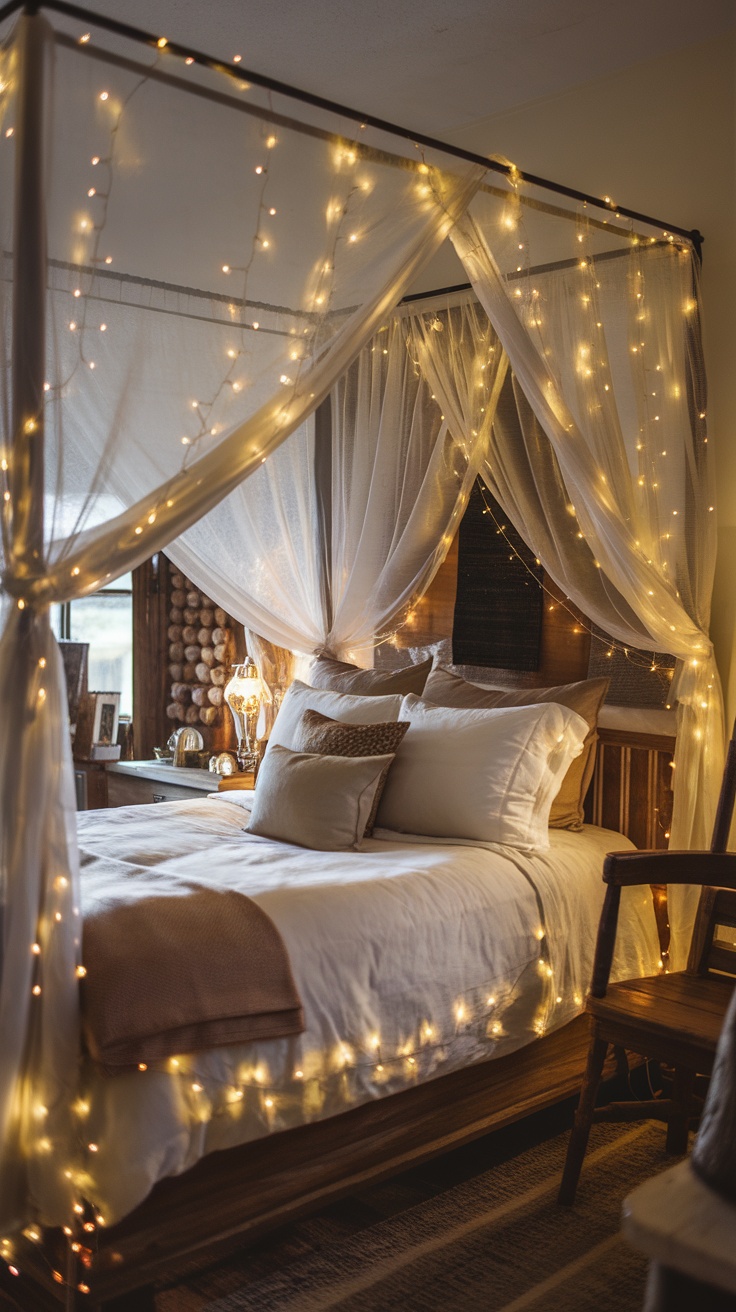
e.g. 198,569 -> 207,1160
450,187 -> 722,965
0,12 -> 483,1228
171,295 -> 508,669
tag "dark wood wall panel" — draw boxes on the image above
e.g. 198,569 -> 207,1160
451,484 -> 544,670
392,535 -> 459,655
132,553 -> 171,760
132,554 -> 245,759
392,539 -> 590,688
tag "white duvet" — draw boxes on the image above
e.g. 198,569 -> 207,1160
76,796 -> 661,1223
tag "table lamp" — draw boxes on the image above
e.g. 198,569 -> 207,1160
224,657 -> 264,774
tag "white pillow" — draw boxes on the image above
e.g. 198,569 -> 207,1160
264,680 -> 403,762
375,695 -> 588,851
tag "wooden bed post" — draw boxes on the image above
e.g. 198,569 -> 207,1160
709,717 -> 736,855
10,2 -> 46,581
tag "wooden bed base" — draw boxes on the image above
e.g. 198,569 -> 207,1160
1,1014 -> 605,1311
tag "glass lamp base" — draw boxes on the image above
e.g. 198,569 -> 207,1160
236,747 -> 260,777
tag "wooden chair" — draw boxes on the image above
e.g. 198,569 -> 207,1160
559,720 -> 736,1207
558,852 -> 736,1205
558,851 -> 736,1206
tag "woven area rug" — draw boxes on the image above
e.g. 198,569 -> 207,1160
154,1116 -> 673,1312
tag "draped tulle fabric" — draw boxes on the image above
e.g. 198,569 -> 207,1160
450,189 -> 722,964
0,13 -> 482,1227
172,296 -> 508,667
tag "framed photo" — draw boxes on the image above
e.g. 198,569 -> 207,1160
74,691 -> 121,760
92,692 -> 120,746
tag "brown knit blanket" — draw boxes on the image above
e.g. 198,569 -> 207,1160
82,886 -> 304,1071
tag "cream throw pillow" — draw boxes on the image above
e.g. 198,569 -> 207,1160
375,695 -> 588,851
247,745 -> 395,851
264,680 -> 403,764
292,710 -> 410,835
421,668 -> 609,830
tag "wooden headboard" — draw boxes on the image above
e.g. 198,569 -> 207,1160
585,727 -> 675,851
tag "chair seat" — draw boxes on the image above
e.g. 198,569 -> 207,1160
588,972 -> 735,1063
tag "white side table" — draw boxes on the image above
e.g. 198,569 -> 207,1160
623,1160 -> 736,1307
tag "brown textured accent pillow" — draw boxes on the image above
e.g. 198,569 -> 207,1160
307,655 -> 432,697
293,709 -> 410,835
422,668 -> 609,830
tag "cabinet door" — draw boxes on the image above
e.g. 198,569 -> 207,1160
74,765 -> 109,810
107,773 -> 209,807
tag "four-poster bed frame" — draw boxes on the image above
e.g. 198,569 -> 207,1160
0,3 -> 705,1308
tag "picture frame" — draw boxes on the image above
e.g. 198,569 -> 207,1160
74,691 -> 121,761
92,692 -> 120,747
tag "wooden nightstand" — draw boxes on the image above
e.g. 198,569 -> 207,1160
107,760 -> 222,807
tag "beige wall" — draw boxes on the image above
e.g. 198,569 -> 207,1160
418,34 -> 736,722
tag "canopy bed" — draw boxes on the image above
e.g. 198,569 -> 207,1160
0,3 -> 724,1308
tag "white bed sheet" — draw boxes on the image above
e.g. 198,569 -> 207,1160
75,798 -> 660,1223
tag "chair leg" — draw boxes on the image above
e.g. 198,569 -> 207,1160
666,1067 -> 695,1155
558,1034 -> 609,1206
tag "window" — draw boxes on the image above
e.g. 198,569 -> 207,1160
51,574 -> 133,717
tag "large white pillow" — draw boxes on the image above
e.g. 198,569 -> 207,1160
264,680 -> 403,761
375,695 -> 588,851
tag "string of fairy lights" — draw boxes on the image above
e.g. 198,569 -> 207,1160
36,37 -> 387,476
0,15 -> 711,1302
0,25 -> 422,1298
474,478 -> 677,700
0,24 -> 522,1300
378,185 -> 707,704
0,933 -> 572,1291
1,15 -> 445,572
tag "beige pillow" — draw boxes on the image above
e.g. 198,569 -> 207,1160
247,744 -> 395,851
307,655 -> 432,697
293,709 -> 410,835
421,668 -> 609,830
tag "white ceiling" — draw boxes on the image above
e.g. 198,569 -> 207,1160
88,0 -> 736,137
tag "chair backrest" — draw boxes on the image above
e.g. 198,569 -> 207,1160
688,888 -> 736,978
